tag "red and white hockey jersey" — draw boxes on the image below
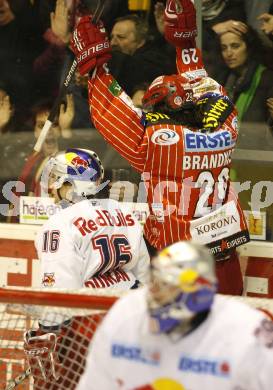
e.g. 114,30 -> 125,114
77,288 -> 273,390
88,48 -> 249,253
35,198 -> 149,290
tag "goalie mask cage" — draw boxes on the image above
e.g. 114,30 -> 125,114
0,288 -> 272,390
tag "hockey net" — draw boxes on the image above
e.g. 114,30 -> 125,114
0,288 -> 121,390
0,288 -> 272,390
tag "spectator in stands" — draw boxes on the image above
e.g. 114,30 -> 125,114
85,0 -> 130,34
33,0 -> 89,129
35,1 -> 172,127
255,2 -> 273,68
7,95 -> 74,222
33,0 -> 71,103
68,69 -> 91,129
0,0 -> 43,129
16,96 -> 74,198
0,84 -> 13,133
33,0 -> 131,108
201,0 -> 247,77
110,14 -> 147,55
259,1 -> 273,131
257,2 -> 273,41
215,25 -> 273,125
245,0 -> 273,37
109,14 -> 175,96
131,82 -> 150,109
36,0 -> 130,36
146,1 -> 177,75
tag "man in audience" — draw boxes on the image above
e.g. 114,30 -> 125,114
109,14 -> 176,96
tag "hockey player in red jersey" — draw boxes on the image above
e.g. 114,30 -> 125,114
69,0 -> 249,295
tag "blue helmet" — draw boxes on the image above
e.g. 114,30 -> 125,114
147,241 -> 217,334
42,148 -> 104,199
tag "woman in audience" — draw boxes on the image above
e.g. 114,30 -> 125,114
201,0 -> 247,77
215,25 -> 273,125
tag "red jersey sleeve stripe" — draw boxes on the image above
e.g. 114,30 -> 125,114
92,102 -> 145,163
88,74 -> 148,170
93,74 -> 144,140
91,90 -> 143,148
92,90 -> 144,145
92,121 -> 145,170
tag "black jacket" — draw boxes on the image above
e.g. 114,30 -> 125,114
109,40 -> 176,96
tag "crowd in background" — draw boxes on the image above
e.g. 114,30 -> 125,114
1,0 -> 273,223
0,0 -> 273,134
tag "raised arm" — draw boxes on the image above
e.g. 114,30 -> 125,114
164,0 -> 207,77
70,15 -> 148,172
88,69 -> 148,172
163,0 -> 235,132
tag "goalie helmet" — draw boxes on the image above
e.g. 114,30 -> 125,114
142,75 -> 194,112
41,148 -> 104,200
147,241 -> 217,334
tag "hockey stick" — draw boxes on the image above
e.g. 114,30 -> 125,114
33,0 -> 105,152
5,367 -> 31,390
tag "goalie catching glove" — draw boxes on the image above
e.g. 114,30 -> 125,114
70,15 -> 111,76
24,330 -> 63,382
164,0 -> 197,48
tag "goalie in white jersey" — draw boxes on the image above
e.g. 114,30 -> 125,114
24,148 -> 149,389
77,241 -> 273,390
35,147 -> 149,290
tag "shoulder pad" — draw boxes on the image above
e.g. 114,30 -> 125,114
144,111 -> 172,125
197,95 -> 234,132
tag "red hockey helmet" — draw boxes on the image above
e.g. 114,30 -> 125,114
142,74 -> 194,112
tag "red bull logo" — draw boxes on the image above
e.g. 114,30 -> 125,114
71,156 -> 89,169
65,152 -> 89,170
42,273 -> 55,287
134,378 -> 186,389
